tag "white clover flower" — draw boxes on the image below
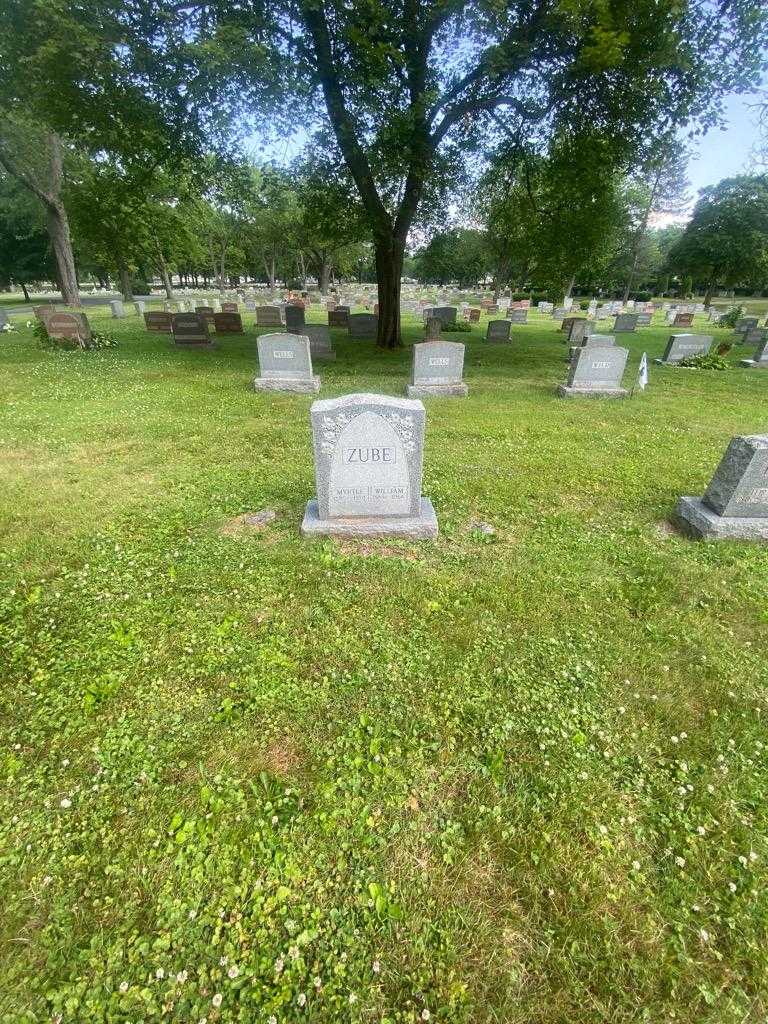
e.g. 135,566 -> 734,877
177,970 -> 188,983
156,967 -> 165,979
675,856 -> 686,868
274,956 -> 284,974
699,929 -> 710,943
227,965 -> 239,979
119,981 -> 129,992
421,1010 -> 431,1020
297,993 -> 306,1007
313,976 -> 322,988
632,860 -> 641,871
372,960 -> 381,974
212,993 -> 223,1008
60,798 -> 72,809
288,945 -> 300,960
349,993 -> 357,1004
729,882 -> 737,893
739,855 -> 748,867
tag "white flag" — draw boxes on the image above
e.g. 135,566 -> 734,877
637,351 -> 649,391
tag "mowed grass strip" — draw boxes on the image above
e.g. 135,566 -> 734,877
1,309 -> 767,1024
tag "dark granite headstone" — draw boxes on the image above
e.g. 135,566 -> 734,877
144,311 -> 173,333
172,313 -> 211,346
214,312 -> 244,334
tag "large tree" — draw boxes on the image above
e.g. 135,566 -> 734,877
668,174 -> 768,301
119,0 -> 766,347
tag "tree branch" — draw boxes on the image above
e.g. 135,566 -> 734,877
0,138 -> 53,209
300,0 -> 390,235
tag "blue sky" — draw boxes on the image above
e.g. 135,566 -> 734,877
685,87 -> 766,200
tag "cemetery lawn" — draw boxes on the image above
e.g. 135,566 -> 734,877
2,310 -> 768,1024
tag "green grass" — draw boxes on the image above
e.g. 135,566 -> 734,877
1,308 -> 767,1024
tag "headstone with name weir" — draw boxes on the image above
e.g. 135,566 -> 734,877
253,333 -> 320,393
676,434 -> 768,540
301,392 -> 438,539
655,334 -> 712,365
558,344 -> 628,399
407,341 -> 468,398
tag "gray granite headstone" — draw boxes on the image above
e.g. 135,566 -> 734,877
425,317 -> 442,341
636,312 -> 652,327
485,319 -> 511,343
432,305 -> 457,326
655,334 -> 712,365
568,319 -> 594,345
558,345 -> 628,399
254,333 -> 320,393
676,435 -> 768,540
133,300 -> 145,316
172,313 -> 211,346
0,307 -> 8,327
739,333 -> 768,368
256,305 -> 283,327
735,317 -> 759,335
741,327 -> 767,347
244,298 -> 257,311
285,305 -> 306,331
349,313 -> 377,339
508,309 -> 527,324
614,313 -> 638,332
303,324 -> 335,360
110,299 -> 125,319
552,306 -> 568,320
301,393 -> 438,538
407,341 -> 467,398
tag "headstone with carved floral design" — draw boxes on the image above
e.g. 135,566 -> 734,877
301,393 -> 438,539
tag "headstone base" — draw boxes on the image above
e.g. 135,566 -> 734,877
557,385 -> 628,399
739,359 -> 768,369
253,376 -> 321,394
675,496 -> 768,541
406,383 -> 468,398
300,498 -> 438,539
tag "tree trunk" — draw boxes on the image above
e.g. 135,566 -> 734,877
46,201 -> 80,307
374,233 -> 404,349
564,275 -> 576,299
704,278 -> 716,306
21,281 -> 30,301
116,256 -> 134,301
319,258 -> 331,295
